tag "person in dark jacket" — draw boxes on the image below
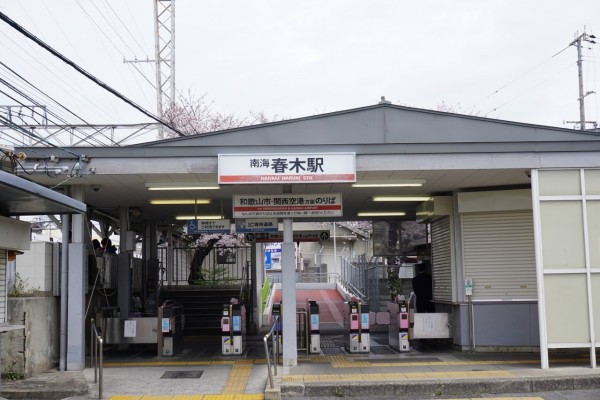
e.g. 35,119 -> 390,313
412,263 -> 434,313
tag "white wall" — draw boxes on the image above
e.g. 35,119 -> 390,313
15,242 -> 54,293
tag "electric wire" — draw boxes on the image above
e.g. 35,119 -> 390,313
85,0 -> 139,57
102,0 -> 149,56
1,61 -> 118,146
0,30 -> 120,123
484,62 -> 575,118
0,75 -> 107,147
469,53 -> 568,111
3,8 -> 126,122
124,63 -> 156,110
75,0 -> 155,112
123,1 -> 153,55
39,1 -> 85,63
0,11 -> 187,137
0,114 -> 80,157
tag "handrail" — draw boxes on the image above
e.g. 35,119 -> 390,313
263,315 -> 280,389
90,318 -> 104,399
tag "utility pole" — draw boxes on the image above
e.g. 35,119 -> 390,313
124,0 -> 176,140
569,31 -> 596,130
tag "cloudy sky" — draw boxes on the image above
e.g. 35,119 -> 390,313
1,0 -> 599,142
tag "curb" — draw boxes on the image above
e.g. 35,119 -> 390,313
280,375 -> 600,398
0,371 -> 89,400
264,373 -> 283,400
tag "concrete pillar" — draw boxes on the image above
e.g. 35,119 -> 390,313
281,218 -> 297,366
118,207 -> 131,318
67,185 -> 86,370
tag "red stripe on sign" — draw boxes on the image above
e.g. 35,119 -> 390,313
219,174 -> 355,183
234,205 -> 341,212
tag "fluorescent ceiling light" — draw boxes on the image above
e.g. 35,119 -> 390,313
175,215 -> 224,220
145,182 -> 220,191
357,211 -> 406,217
372,196 -> 432,202
352,179 -> 425,188
149,199 -> 211,205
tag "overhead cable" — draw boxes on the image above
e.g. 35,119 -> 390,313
0,11 -> 187,137
0,61 -> 117,146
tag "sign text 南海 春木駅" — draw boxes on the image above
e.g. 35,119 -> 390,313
218,153 -> 355,184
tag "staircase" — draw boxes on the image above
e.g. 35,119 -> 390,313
160,285 -> 241,336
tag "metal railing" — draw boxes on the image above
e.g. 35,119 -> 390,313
263,316 -> 280,389
158,246 -> 251,286
340,256 -> 368,301
267,271 -> 340,284
340,255 -> 392,311
90,319 -> 103,399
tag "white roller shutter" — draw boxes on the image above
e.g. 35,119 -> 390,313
431,216 -> 452,302
462,211 -> 536,300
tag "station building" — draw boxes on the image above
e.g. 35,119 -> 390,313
8,101 -> 600,369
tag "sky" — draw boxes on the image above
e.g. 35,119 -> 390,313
1,1 -> 600,146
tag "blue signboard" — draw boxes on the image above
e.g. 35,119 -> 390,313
236,218 -> 278,233
187,219 -> 231,234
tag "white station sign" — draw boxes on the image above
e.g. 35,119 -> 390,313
233,193 -> 343,218
218,153 -> 355,184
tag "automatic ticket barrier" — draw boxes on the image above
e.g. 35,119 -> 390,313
388,299 -> 410,352
344,301 -> 370,353
161,300 -> 185,356
307,299 -> 320,354
271,302 -> 283,353
221,300 -> 246,355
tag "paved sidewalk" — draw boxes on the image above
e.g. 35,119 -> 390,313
1,334 -> 599,400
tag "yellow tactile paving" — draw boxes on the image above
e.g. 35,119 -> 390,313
316,355 -> 550,369
104,360 -> 236,368
107,395 -> 264,400
282,370 -> 514,383
222,364 -> 252,394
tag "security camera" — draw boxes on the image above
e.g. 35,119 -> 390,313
91,184 -> 101,192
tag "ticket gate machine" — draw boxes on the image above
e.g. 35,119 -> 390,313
388,300 -> 410,352
221,301 -> 245,355
271,302 -> 283,353
307,299 -> 320,354
344,301 -> 370,353
161,300 -> 185,356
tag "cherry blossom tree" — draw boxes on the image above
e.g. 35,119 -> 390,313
187,233 -> 248,284
163,91 -> 286,138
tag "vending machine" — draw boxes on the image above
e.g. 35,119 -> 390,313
307,299 -> 320,354
344,300 -> 370,353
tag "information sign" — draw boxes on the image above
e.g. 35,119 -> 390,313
187,219 -> 231,234
235,218 -> 278,233
233,193 -> 342,218
245,230 -> 330,243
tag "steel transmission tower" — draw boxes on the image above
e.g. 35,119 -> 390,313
125,0 -> 176,140
154,0 -> 176,139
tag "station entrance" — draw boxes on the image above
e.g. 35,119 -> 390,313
14,101 -> 600,369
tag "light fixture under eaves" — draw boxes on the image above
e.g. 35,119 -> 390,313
175,215 -> 224,220
372,196 -> 432,202
352,179 -> 425,188
145,182 -> 220,191
357,211 -> 406,217
149,199 -> 211,205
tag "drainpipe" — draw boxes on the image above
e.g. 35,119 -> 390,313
59,214 -> 70,371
